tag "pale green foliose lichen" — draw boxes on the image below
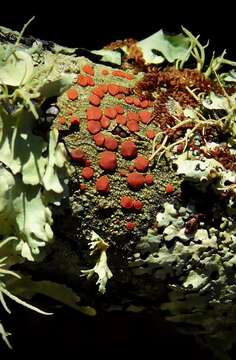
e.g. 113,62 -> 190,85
0,56 -> 71,260
0,21 -> 75,348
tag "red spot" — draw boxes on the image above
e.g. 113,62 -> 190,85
70,116 -> 80,126
127,120 -> 139,133
85,159 -> 91,166
134,156 -> 149,172
80,183 -> 87,191
92,86 -> 105,98
89,94 -> 101,106
99,151 -> 117,171
133,199 -> 142,210
125,97 -> 134,105
120,141 -> 137,159
115,94 -> 124,99
70,149 -> 86,163
165,183 -> 174,193
108,84 -> 120,96
146,129 -> 156,139
87,121 -> 101,134
58,116 -> 66,125
82,166 -> 94,180
100,115 -> 110,129
101,69 -> 109,76
127,173 -> 145,189
145,174 -> 154,185
139,111 -> 152,124
111,70 -> 122,77
125,73 -> 134,80
140,100 -> 149,109
120,87 -> 130,95
87,107 -> 102,120
100,84 -> 108,93
82,64 -> 94,76
104,136 -> 119,151
104,107 -> 117,119
67,88 -> 79,101
128,165 -> 134,172
116,115 -> 127,125
133,98 -> 141,107
86,76 -> 95,86
127,112 -> 139,122
93,133 -> 105,147
112,70 -> 127,78
114,104 -> 124,114
96,175 -> 110,193
176,143 -> 184,153
126,222 -> 135,230
120,196 -> 133,209
77,74 -> 88,87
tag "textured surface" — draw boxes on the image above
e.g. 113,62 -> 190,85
0,24 -> 236,358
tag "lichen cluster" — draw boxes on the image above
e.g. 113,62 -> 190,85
0,20 -> 74,347
0,22 -> 236,357
56,59 -> 180,244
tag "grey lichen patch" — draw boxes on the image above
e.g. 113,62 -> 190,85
130,191 -> 236,353
174,153 -> 236,195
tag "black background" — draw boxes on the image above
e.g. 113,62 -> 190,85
0,1 -> 235,56
0,304 -> 214,359
0,2 -> 235,358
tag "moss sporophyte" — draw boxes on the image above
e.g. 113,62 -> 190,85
0,20 -> 236,356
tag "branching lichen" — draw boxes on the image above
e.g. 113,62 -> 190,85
0,237 -> 52,348
81,231 -> 113,294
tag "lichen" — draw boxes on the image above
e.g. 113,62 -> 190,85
0,22 -> 236,358
0,20 -> 73,347
81,231 -> 113,294
129,196 -> 236,355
